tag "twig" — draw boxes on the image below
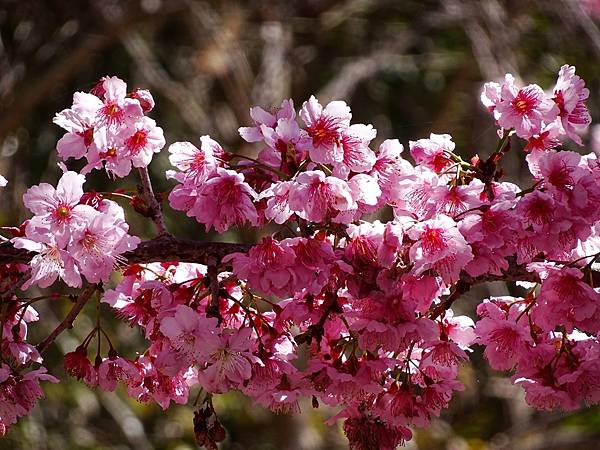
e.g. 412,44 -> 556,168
428,279 -> 472,320
36,284 -> 98,354
137,167 -> 168,235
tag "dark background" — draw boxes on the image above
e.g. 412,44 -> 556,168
1,1 -> 600,449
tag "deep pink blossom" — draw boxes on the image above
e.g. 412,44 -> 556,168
167,136 -> 222,185
288,170 -> 355,223
198,328 -> 260,393
160,305 -> 219,362
409,133 -> 455,173
408,215 -> 473,284
300,96 -> 351,164
188,168 -> 259,232
475,297 -> 534,370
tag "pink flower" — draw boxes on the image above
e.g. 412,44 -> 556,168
517,190 -> 556,232
300,96 -> 351,164
408,215 -> 473,284
553,65 -> 591,145
94,76 -> 143,127
0,366 -> 58,434
389,167 -> 439,220
97,356 -> 142,391
53,76 -> 163,178
533,267 -> 600,334
331,124 -> 377,179
12,236 -> 81,288
239,99 -> 295,142
370,139 -> 412,203
528,150 -> 585,196
160,305 -> 219,363
84,126 -> 132,177
119,116 -> 165,168
64,346 -> 97,387
409,133 -> 455,173
475,297 -> 534,370
513,341 -> 580,411
558,345 -> 600,407
518,381 -> 577,411
287,236 -> 336,294
189,168 -> 259,233
377,221 -> 405,268
480,81 -> 501,112
67,209 -> 139,283
259,118 -> 312,176
198,328 -> 259,393
431,183 -> 483,217
345,222 -> 384,267
105,278 -> 174,334
22,171 -> 94,247
524,123 -> 561,152
260,181 -> 294,224
347,174 -> 381,209
168,183 -> 199,213
495,75 -> 559,138
343,415 -> 412,450
127,355 -> 190,409
226,236 -> 300,297
167,136 -> 221,185
53,93 -> 98,160
128,88 -> 155,113
288,170 -> 355,223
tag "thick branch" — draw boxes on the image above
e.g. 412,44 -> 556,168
36,284 -> 98,354
0,237 -> 545,285
0,236 -> 252,267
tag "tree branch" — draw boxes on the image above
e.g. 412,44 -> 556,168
36,284 -> 98,354
0,236 -> 252,268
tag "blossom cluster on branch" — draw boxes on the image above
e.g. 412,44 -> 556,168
0,65 -> 599,449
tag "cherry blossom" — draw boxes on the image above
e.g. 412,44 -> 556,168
3,67 -> 600,447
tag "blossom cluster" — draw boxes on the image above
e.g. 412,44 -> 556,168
54,76 -> 165,177
13,171 -> 139,289
1,66 -> 600,449
0,263 -> 59,434
482,65 -> 590,147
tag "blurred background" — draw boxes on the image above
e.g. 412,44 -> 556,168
1,0 -> 600,449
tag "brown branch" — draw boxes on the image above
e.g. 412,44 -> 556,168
0,236 -> 252,267
0,238 -> 545,313
428,279 -> 472,320
36,284 -> 98,354
137,167 -> 168,236
0,237 -> 547,286
0,236 -> 550,353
